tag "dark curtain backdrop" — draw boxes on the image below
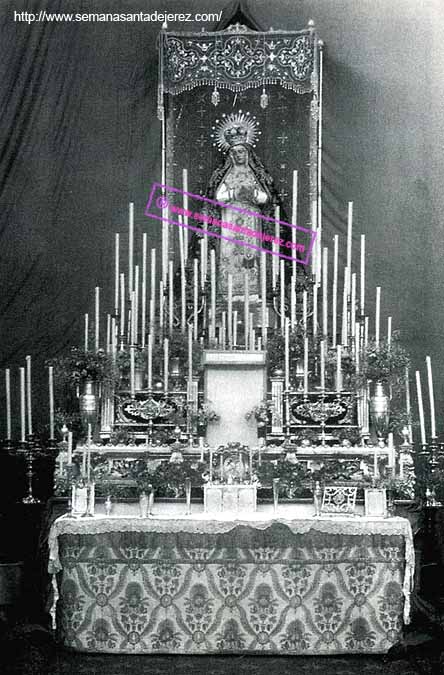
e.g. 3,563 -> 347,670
1,0 -> 444,439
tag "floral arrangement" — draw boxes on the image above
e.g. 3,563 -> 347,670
357,335 -> 410,388
245,400 -> 275,424
190,402 -> 219,427
130,459 -> 206,498
48,347 -> 117,389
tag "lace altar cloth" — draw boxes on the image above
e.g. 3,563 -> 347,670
49,510 -> 414,644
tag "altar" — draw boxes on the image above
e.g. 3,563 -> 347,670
48,505 -> 414,655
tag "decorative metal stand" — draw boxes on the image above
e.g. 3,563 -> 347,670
21,437 -> 41,505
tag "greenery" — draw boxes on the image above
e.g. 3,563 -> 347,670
130,459 -> 206,497
48,347 -> 117,389
190,403 -> 219,427
357,334 -> 410,388
245,400 -> 275,424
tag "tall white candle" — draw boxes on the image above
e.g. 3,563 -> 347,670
130,345 -> 135,398
346,201 -> 353,296
221,312 -> 226,350
405,367 -> 413,443
303,337 -> 309,395
280,260 -> 285,333
284,318 -> 290,389
164,338 -> 169,393
233,310 -> 238,346
351,273 -> 356,338
147,334 -> 153,390
141,233 -> 147,347
5,369 -> 11,440
49,366 -> 54,440
388,432 -> 395,468
332,235 -> 338,347
25,355 -> 32,436
114,233 -> 120,316
228,273 -> 233,347
387,316 -> 392,350
193,258 -> 199,340
360,234 -> 365,315
244,272 -> 250,349
320,340 -> 325,390
290,274 -> 296,331
94,287 -> 100,352
200,239 -> 205,290
210,249 -> 216,343
415,370 -> 426,445
19,367 -> 26,442
120,273 -> 125,338
182,168 -> 189,258
188,324 -> 193,402
322,247 -> 328,338
336,345 -> 342,392
426,356 -> 436,438
313,281 -> 318,338
261,254 -> 267,343
375,287 -> 381,350
341,267 -> 349,346
128,202 -> 134,295
67,431 -> 73,464
364,316 -> 369,351
106,314 -> 111,353
150,248 -> 156,331
159,280 -> 164,331
291,170 -> 298,276
168,260 -> 174,334
84,313 -> 89,351
303,290 -> 308,334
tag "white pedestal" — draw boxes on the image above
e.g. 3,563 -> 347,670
203,350 -> 266,446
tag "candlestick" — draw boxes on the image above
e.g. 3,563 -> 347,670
87,423 -> 92,484
426,356 -> 436,438
284,318 -> 290,390
375,287 -> 381,350
332,235 -> 338,347
233,310 -> 238,347
5,369 -> 11,440
84,313 -> 89,352
336,345 -> 342,392
128,202 -> 134,295
105,314 -> 111,353
114,233 -> 120,316
320,340 -> 325,390
147,334 -> 153,390
67,431 -> 73,464
19,367 -> 26,442
210,249 -> 216,343
25,355 -> 32,436
164,338 -> 169,393
141,233 -> 147,347
387,316 -> 392,350
322,247 -> 328,338
49,366 -> 54,440
120,273 -> 125,338
193,258 -> 198,340
221,312 -> 226,350
415,370 -> 426,445
303,337 -> 309,395
360,234 -> 365,315
346,201 -> 353,296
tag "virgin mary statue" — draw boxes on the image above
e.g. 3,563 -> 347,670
205,112 -> 281,301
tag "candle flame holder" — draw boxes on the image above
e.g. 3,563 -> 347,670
21,437 -> 41,505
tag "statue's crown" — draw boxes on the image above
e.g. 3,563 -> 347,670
211,111 -> 260,152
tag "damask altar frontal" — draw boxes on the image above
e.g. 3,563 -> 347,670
49,511 -> 414,655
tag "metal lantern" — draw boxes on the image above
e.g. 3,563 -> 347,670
369,382 -> 390,439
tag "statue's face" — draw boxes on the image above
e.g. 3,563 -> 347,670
230,144 -> 248,165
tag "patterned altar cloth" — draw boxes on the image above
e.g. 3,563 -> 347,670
48,512 -> 414,655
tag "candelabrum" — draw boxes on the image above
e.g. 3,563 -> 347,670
20,436 -> 41,505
